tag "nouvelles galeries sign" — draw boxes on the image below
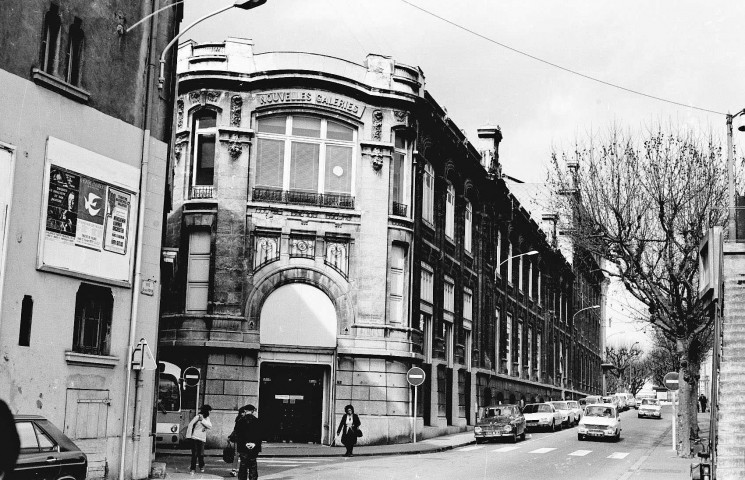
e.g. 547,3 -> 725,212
38,137 -> 140,286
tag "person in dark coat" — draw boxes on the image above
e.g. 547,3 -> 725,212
336,404 -> 361,457
229,406 -> 248,477
700,394 -> 708,413
233,404 -> 263,480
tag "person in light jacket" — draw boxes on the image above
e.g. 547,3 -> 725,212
336,404 -> 361,457
186,405 -> 213,474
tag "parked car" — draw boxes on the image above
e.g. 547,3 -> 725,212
637,398 -> 662,419
550,401 -> 575,427
580,396 -> 602,410
14,414 -> 88,480
616,393 -> 633,411
627,396 -> 638,409
566,400 -> 583,424
474,404 -> 526,443
577,404 -> 622,441
602,395 -> 620,408
523,403 -> 562,432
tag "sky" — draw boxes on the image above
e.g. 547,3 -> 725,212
179,0 -> 745,349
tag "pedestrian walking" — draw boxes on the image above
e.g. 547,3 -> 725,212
336,404 -> 361,457
229,405 -> 249,477
186,405 -> 212,474
700,394 -> 708,413
233,404 -> 263,480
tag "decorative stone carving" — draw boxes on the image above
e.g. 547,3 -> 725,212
228,141 -> 242,159
230,95 -> 242,127
372,109 -> 383,141
173,130 -> 190,164
188,91 -> 200,104
393,110 -> 407,123
361,142 -> 393,173
173,143 -> 184,163
176,99 -> 184,129
206,90 -> 221,103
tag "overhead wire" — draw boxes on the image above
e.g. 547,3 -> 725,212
399,0 -> 727,116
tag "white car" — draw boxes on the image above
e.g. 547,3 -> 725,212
523,403 -> 563,432
578,404 -> 622,441
638,398 -> 662,419
566,400 -> 583,424
550,401 -> 574,427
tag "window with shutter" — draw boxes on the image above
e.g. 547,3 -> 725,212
388,244 -> 407,324
255,138 -> 285,189
324,145 -> 352,194
290,142 -> 319,192
186,231 -> 211,312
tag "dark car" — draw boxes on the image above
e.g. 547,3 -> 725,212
474,404 -> 526,443
12,415 -> 87,480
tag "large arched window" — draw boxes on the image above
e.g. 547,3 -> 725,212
254,115 -> 355,206
259,283 -> 337,347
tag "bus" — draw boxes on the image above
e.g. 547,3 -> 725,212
155,361 -> 187,445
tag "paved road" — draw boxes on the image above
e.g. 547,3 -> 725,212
159,406 -> 673,480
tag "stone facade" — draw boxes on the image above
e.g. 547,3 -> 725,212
160,38 -> 603,447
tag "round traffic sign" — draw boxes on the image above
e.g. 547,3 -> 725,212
664,371 -> 679,390
183,366 -> 201,387
407,367 -> 426,386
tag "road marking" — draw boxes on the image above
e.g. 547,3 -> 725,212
257,459 -> 323,464
608,452 -> 630,459
529,447 -> 556,454
568,450 -> 592,456
458,445 -> 484,452
492,446 -> 520,452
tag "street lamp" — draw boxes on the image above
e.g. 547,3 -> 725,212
495,250 -> 538,281
726,109 -> 745,240
572,304 -> 600,321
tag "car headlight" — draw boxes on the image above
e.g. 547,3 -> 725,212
606,428 -> 615,434
503,425 -> 513,432
475,427 -> 482,433
170,425 -> 178,433
542,416 -> 550,422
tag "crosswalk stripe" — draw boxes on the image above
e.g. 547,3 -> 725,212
529,447 -> 556,454
568,450 -> 592,456
459,445 -> 485,452
608,452 -> 630,459
492,446 -> 520,453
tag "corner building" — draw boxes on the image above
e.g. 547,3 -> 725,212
162,38 -> 603,446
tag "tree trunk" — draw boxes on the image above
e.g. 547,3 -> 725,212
675,338 -> 692,457
688,361 -> 700,440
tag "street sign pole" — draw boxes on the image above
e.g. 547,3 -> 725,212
413,384 -> 418,444
664,371 -> 679,452
406,367 -> 426,444
672,390 -> 676,452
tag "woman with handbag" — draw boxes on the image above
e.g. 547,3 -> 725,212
186,405 -> 212,474
336,404 -> 361,457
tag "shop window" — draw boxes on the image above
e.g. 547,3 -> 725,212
422,162 -> 434,224
391,132 -> 408,216
255,115 -> 354,198
325,239 -> 349,277
65,18 -> 84,86
186,231 -> 211,312
40,4 -> 61,74
19,295 -> 33,347
388,243 -> 407,324
72,284 -> 113,356
464,201 -> 472,253
191,111 -> 216,187
445,183 -> 455,240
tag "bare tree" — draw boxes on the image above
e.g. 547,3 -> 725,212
550,125 -> 726,457
604,344 -> 649,397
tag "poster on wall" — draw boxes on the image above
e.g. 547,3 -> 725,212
39,137 -> 140,286
103,188 -> 131,255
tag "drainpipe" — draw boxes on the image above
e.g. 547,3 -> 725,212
119,1 -> 160,478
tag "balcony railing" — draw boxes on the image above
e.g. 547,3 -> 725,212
391,202 -> 408,217
253,188 -> 354,209
190,185 -> 215,199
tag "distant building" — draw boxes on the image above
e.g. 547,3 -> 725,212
160,38 -> 603,446
0,2 -> 179,479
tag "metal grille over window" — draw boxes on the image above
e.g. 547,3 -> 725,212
72,284 -> 113,356
325,241 -> 348,277
254,235 -> 280,270
290,236 -> 315,258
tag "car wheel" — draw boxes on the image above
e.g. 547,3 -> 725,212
476,438 -> 485,444
578,434 -> 584,441
638,414 -> 642,418
520,430 -> 526,441
550,420 -> 555,432
512,432 -> 518,443
615,430 -> 621,442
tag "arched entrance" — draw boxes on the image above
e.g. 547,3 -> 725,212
258,283 -> 338,443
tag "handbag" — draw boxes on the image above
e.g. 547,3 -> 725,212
355,427 -> 363,438
222,441 -> 235,463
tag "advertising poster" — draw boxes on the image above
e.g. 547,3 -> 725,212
74,177 -> 106,250
103,188 -> 131,255
45,167 -> 80,241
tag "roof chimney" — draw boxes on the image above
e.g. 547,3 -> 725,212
477,124 -> 503,178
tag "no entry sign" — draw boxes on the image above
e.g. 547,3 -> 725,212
183,366 -> 201,387
664,372 -> 679,391
407,367 -> 426,386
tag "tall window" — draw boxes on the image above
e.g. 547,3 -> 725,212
462,288 -> 473,327
505,314 -> 512,375
192,111 -> 217,186
445,183 -> 455,240
391,132 -> 408,215
255,115 -> 354,196
464,201 -> 472,253
388,243 -> 407,324
72,284 -> 113,356
496,230 -> 502,270
66,18 -> 84,86
507,242 -> 513,285
420,264 -> 434,305
422,162 -> 434,224
517,321 -> 523,377
537,268 -> 542,305
537,332 -> 542,379
443,276 -> 455,314
421,263 -> 434,363
527,327 -> 533,378
186,231 -> 211,312
518,255 -> 524,292
40,4 -> 61,74
528,261 -> 533,298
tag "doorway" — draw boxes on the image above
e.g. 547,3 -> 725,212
259,363 -> 327,443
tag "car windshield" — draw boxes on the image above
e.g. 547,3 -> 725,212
523,404 -> 551,414
642,399 -> 659,406
551,402 -> 568,410
485,407 -> 513,417
585,406 -> 614,417
568,402 -> 578,408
